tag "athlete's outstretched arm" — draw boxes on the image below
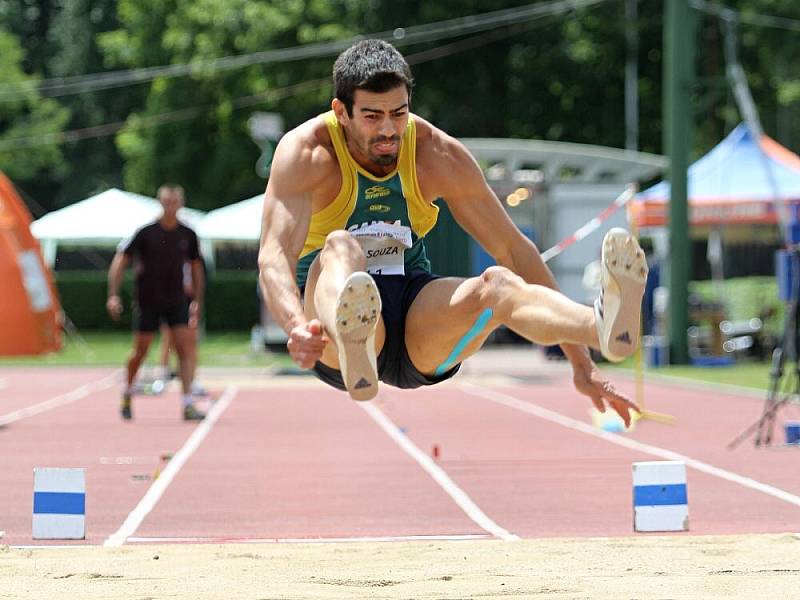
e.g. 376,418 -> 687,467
258,131 -> 327,368
431,134 -> 639,423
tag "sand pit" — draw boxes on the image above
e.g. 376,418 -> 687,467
2,533 -> 799,599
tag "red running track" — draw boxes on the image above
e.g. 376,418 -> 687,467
0,366 -> 797,546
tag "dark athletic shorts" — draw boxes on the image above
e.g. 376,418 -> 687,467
306,269 -> 461,390
133,300 -> 190,333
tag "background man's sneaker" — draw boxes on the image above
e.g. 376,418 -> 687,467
594,228 -> 648,362
120,393 -> 133,420
183,404 -> 206,421
334,271 -> 381,402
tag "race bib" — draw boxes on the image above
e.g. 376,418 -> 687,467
351,222 -> 412,275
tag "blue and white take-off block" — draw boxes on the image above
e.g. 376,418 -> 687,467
632,461 -> 688,532
32,468 -> 86,539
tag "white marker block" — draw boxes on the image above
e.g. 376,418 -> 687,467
632,461 -> 688,532
32,468 -> 85,539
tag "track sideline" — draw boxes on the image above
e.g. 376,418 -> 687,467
361,402 -> 519,541
104,386 -> 237,547
0,371 -> 119,427
462,382 -> 800,508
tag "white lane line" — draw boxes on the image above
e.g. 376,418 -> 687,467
104,386 -> 237,547
462,383 -> 800,508
0,371 -> 119,427
360,402 -> 519,541
126,533 -> 491,544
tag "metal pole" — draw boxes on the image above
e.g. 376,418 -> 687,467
625,0 -> 639,151
664,0 -> 694,364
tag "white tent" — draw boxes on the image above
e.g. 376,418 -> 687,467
195,194 -> 263,242
30,188 -> 207,265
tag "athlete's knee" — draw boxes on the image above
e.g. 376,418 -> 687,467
478,266 -> 523,308
320,230 -> 364,265
322,230 -> 359,253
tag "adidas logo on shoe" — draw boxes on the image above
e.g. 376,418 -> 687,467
594,228 -> 647,362
336,272 -> 380,401
615,331 -> 632,345
354,378 -> 372,390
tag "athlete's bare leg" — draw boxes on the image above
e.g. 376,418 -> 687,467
158,324 -> 172,379
126,332 -> 155,387
406,231 -> 647,374
303,231 -> 386,399
170,325 -> 194,396
405,267 -> 599,373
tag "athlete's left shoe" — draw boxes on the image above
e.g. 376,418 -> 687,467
183,404 -> 206,421
594,228 -> 648,362
334,271 -> 381,402
120,392 -> 133,420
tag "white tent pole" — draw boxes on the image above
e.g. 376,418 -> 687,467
199,238 -> 215,271
40,239 -> 57,267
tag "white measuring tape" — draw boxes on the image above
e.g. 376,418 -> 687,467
539,184 -> 636,264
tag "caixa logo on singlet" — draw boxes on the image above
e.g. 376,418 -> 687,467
347,219 -> 402,232
364,185 -> 391,200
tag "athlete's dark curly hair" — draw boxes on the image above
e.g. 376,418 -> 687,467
333,39 -> 413,116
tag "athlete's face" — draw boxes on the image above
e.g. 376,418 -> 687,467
335,86 -> 409,171
159,189 -> 184,219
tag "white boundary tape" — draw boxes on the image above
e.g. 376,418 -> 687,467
462,383 -> 800,508
0,371 -> 119,427
360,402 -> 519,541
104,386 -> 237,547
126,533 -> 492,544
539,184 -> 636,263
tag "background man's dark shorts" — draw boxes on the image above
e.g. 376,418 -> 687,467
133,301 -> 190,333
306,269 -> 461,390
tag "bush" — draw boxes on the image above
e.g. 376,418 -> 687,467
55,270 -> 260,332
56,271 -> 133,330
205,270 -> 260,331
690,277 -> 782,336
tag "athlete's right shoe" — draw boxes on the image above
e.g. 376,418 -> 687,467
594,228 -> 648,362
120,392 -> 133,420
334,271 -> 381,401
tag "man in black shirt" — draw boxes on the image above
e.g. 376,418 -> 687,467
107,184 -> 206,420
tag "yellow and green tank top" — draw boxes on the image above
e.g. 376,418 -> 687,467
295,111 -> 439,286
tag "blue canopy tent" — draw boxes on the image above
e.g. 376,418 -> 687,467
629,124 -> 800,363
631,123 -> 800,228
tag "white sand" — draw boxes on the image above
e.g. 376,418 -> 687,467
2,533 -> 799,599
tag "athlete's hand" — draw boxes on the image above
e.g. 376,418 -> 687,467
106,295 -> 123,320
287,319 -> 328,369
571,359 -> 641,428
188,301 -> 200,328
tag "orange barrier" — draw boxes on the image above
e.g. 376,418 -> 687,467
0,171 -> 62,355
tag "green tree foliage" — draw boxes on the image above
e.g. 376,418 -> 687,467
45,0 -> 133,207
2,0 -> 800,212
304,1 -> 665,153
685,0 -> 800,153
376,2 -> 658,150
734,0 -> 800,148
0,28 -> 69,180
99,0 -> 358,209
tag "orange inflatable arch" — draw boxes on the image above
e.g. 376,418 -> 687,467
0,171 -> 62,355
